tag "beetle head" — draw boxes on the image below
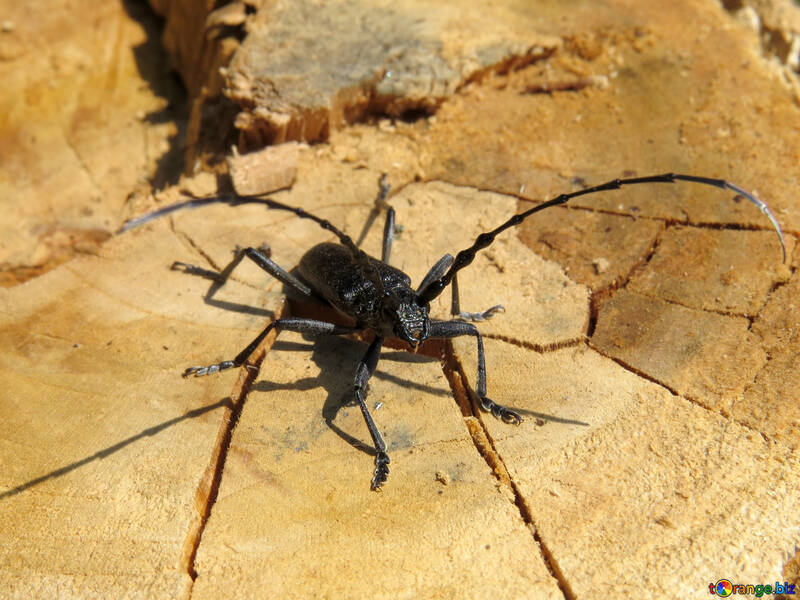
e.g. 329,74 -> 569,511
384,289 -> 430,347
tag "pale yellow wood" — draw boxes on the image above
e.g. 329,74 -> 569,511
2,0 -> 799,598
0,0 -> 184,285
456,337 -> 800,597
191,331 -> 562,600
0,225 -> 281,598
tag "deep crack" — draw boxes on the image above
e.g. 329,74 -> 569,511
182,303 -> 285,591
585,225 -> 663,338
482,332 -> 584,354
439,340 -> 576,600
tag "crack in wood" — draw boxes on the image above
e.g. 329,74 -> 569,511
585,229 -> 662,337
438,340 -> 576,600
585,340 -> 778,443
626,286 -> 761,320
63,130 -> 102,198
182,304 -> 285,592
754,245 -> 798,314
482,332 -> 584,354
168,224 -> 283,295
522,77 -> 594,95
169,222 -> 222,273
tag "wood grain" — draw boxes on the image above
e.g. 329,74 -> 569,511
2,0 -> 799,598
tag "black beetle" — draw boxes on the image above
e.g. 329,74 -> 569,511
122,172 -> 785,489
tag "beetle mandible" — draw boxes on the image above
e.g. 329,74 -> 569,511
122,172 -> 786,490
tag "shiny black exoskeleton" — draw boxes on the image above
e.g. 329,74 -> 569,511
298,243 -> 430,346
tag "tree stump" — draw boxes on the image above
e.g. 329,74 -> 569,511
2,1 -> 799,598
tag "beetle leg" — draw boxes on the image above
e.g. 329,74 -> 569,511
450,274 -> 504,322
353,336 -> 391,490
172,243 -> 266,285
428,320 -> 522,425
417,254 -> 454,295
183,318 -> 361,377
173,245 -> 315,315
418,258 -> 503,321
381,207 -> 396,264
170,262 -> 221,281
239,246 -> 314,298
197,245 -> 312,298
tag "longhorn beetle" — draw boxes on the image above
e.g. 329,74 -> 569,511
122,173 -> 786,490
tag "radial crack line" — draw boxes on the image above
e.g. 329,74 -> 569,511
439,340 -> 576,600
181,303 -> 287,595
169,221 -> 223,272
482,332 -> 584,354
586,340 -> 774,441
168,223 -> 282,293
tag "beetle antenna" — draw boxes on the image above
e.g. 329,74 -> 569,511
120,191 -> 388,296
120,193 -> 361,249
416,172 -> 786,305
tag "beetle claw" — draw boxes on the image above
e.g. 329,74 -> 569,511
182,360 -> 235,378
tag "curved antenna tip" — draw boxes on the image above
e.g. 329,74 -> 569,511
724,181 -> 787,263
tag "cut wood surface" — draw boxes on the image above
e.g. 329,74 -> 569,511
0,0 -> 185,286
2,1 -> 800,599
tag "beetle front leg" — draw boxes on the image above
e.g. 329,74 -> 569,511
418,258 -> 503,322
353,336 -> 391,490
428,320 -> 522,425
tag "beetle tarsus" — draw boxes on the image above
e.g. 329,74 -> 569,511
170,261 -> 221,281
480,397 -> 523,425
457,304 -> 505,322
183,361 -> 235,377
371,452 -> 391,490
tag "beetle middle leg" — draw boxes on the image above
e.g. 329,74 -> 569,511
172,246 -> 317,321
450,274 -> 504,322
174,245 -> 315,299
417,255 -> 503,322
183,317 -> 361,377
428,320 -> 522,424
